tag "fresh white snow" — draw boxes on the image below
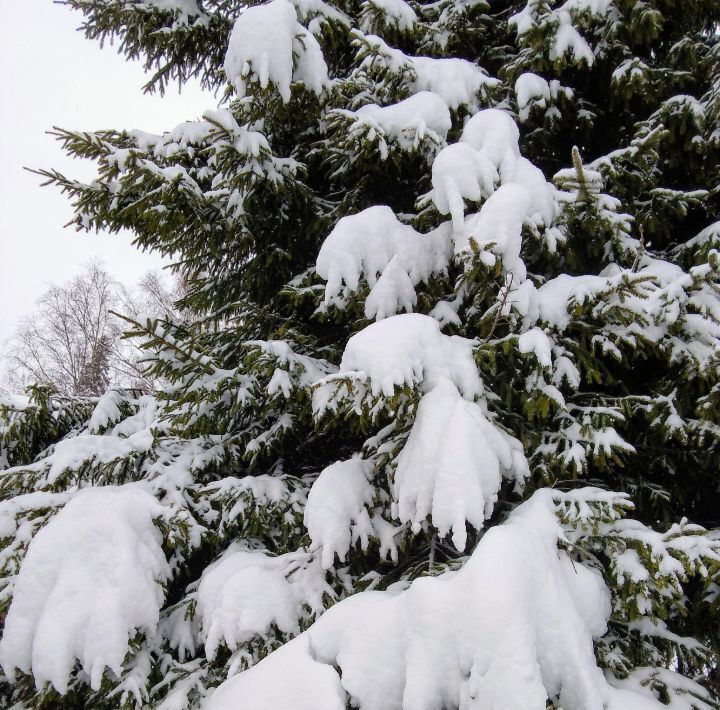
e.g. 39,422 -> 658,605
223,0 -> 329,102
304,457 -> 375,568
0,485 -> 171,693
204,489 -> 663,710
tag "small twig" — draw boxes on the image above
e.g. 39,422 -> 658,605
481,273 -> 514,345
631,226 -> 646,273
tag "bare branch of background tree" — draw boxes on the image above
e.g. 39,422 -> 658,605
3,260 -> 186,396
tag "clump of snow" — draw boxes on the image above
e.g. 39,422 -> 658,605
196,545 -> 331,660
0,485 -> 170,693
393,378 -> 528,550
316,206 -> 451,319
459,183 -> 533,281
550,13 -> 594,65
460,108 -> 520,175
515,72 -> 550,121
360,0 -> 417,32
45,430 -> 152,484
87,390 -> 126,433
342,92 -> 452,156
509,4 -> 596,66
290,0 -> 351,32
304,458 -> 375,568
520,274 -> 608,330
515,72 -> 550,111
205,489 -> 642,710
205,635 -> 347,710
518,327 -> 554,368
431,143 -> 498,234
223,0 -> 329,102
411,57 -> 496,112
336,313 -> 482,398
431,108 -> 557,256
356,34 -> 498,112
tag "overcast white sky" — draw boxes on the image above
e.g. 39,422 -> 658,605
0,1 -> 211,345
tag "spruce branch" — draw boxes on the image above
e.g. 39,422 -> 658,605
631,227 -> 646,273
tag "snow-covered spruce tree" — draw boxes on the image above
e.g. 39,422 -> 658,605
1,0 -> 720,707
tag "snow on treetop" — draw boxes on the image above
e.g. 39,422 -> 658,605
223,0 -> 329,102
338,313 -> 482,398
0,485 -> 170,694
205,489 -> 662,710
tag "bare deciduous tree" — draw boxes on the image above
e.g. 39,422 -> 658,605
4,261 -> 184,396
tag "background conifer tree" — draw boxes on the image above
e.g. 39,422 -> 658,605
1,0 -> 719,708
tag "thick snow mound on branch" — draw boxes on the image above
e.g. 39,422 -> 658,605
361,0 -> 417,32
316,205 -> 451,319
196,545 -> 330,660
205,489 -> 655,710
339,313 -> 482,397
431,143 -> 498,234
515,72 -> 550,120
205,634 -> 347,710
431,108 -> 557,259
393,378 -> 529,550
411,57 -> 496,111
460,183 -> 532,281
350,92 -> 452,151
304,458 -> 375,568
356,34 -> 498,112
460,108 -> 520,174
45,430 -> 152,484
224,0 -> 329,102
316,109 -> 556,317
0,485 -> 170,694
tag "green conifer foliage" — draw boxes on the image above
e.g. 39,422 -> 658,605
1,0 -> 719,708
